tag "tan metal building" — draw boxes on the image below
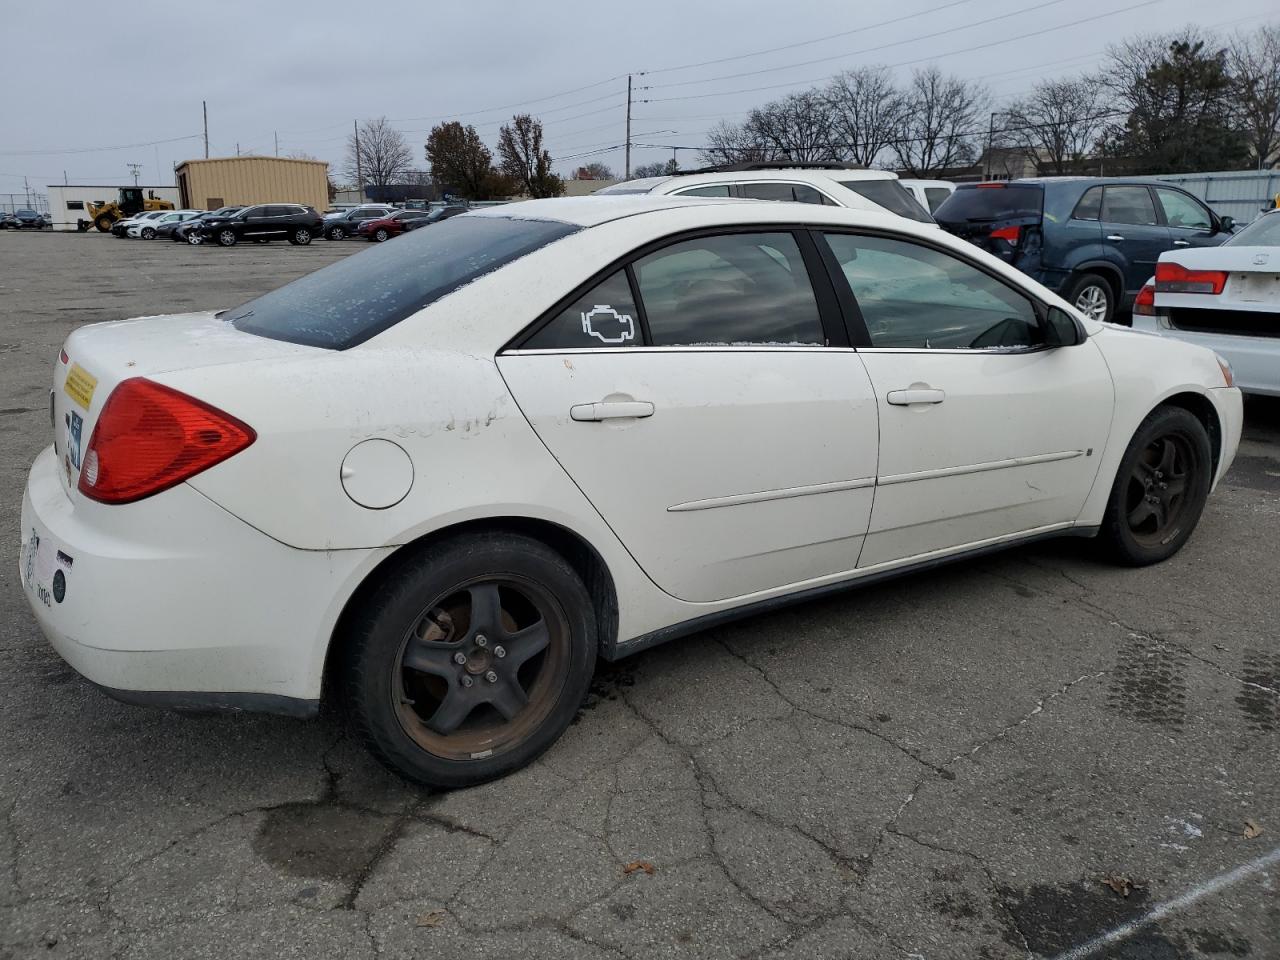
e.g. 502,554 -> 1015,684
174,156 -> 329,211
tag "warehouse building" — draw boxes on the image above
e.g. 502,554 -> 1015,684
174,156 -> 329,213
44,185 -> 180,231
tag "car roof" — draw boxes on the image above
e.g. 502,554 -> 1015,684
596,167 -> 898,196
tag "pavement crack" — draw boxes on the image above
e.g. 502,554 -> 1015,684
341,798 -> 422,911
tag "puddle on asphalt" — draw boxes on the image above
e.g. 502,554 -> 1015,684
253,802 -> 394,880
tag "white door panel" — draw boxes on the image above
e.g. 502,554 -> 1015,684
498,350 -> 879,602
856,343 -> 1113,566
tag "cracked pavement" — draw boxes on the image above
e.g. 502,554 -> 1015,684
2,232 -> 1278,959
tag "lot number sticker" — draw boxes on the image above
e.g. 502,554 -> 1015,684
64,364 -> 97,410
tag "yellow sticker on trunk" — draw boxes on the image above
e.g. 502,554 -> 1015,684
64,364 -> 97,410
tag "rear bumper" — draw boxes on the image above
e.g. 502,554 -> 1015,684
1131,314 -> 1280,397
18,445 -> 386,710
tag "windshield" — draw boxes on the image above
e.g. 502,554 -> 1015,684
933,184 -> 1044,223
837,180 -> 933,223
228,215 -> 579,349
1226,212 -> 1280,247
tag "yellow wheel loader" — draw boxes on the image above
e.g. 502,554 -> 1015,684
79,187 -> 174,232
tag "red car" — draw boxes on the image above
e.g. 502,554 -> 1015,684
358,206 -> 469,241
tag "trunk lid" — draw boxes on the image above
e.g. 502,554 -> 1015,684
52,311 -> 317,497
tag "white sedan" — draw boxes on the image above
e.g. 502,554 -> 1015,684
125,209 -> 203,239
1132,209 -> 1280,396
20,196 -> 1242,788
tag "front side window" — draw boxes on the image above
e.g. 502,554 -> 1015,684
634,232 -> 824,346
823,232 -> 1042,350
1102,186 -> 1158,226
524,271 -> 639,350
1155,188 -> 1211,231
674,184 -> 732,198
736,182 -> 833,205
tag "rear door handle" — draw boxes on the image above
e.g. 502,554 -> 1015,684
886,388 -> 946,406
1106,234 -> 1125,242
1172,239 -> 1191,246
570,400 -> 655,422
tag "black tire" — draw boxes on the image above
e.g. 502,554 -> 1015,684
141,227 -> 155,239
327,226 -> 346,241
374,228 -> 389,242
288,228 -> 312,246
1064,273 -> 1114,324
95,215 -> 114,233
1100,406 -> 1212,566
216,228 -> 237,247
342,533 -> 597,789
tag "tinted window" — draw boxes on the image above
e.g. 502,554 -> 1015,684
823,233 -> 1042,350
737,182 -> 833,205
1155,188 -> 1211,230
633,232 -> 823,346
933,184 -> 1044,223
265,206 -> 290,217
524,271 -> 639,349
1102,186 -> 1158,225
837,180 -> 933,222
229,216 -> 578,349
923,187 -> 951,212
1072,186 -> 1102,220
675,185 -> 732,198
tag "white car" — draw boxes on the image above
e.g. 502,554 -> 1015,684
900,178 -> 955,214
596,163 -> 935,223
1132,209 -> 1280,396
20,196 -> 1241,788
110,210 -> 167,237
125,209 -> 203,239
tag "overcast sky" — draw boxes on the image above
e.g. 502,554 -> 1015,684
1,0 -> 1275,198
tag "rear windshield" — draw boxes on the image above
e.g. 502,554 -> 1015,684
1226,211 -> 1280,247
934,184 -> 1044,223
837,180 -> 933,223
227,216 -> 579,349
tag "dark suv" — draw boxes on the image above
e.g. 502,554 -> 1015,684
933,178 -> 1234,323
196,204 -> 324,247
322,205 -> 393,240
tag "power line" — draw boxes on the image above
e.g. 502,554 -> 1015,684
0,133 -> 202,157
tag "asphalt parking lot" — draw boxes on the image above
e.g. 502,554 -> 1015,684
1,230 -> 1277,960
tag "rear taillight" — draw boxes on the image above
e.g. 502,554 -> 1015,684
77,378 -> 255,504
977,182 -> 1006,189
1155,262 -> 1228,295
990,225 -> 1021,245
1133,282 -> 1156,316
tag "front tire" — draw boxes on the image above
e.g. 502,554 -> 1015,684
327,226 -> 346,241
289,228 -> 312,245
94,215 -> 113,233
374,228 -> 389,242
216,228 -> 237,247
342,533 -> 597,789
1100,406 -> 1212,566
141,227 -> 155,239
1065,273 -> 1114,324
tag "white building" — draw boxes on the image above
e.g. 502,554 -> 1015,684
45,184 -> 180,231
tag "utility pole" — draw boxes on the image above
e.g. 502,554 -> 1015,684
625,75 -> 632,180
202,100 -> 209,158
353,120 -> 363,194
274,131 -> 279,157
127,163 -> 141,186
235,143 -> 240,157
985,111 -> 997,180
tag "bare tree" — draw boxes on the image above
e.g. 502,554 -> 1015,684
700,119 -> 770,166
574,161 -> 615,180
498,114 -> 564,198
823,66 -> 905,166
1231,24 -> 1280,168
748,91 -> 839,163
1001,76 -> 1105,175
426,121 -> 510,199
345,117 -> 413,195
892,68 -> 988,176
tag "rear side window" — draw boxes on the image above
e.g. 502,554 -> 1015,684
933,184 -> 1044,224
524,271 -> 639,350
737,182 -> 834,205
634,232 -> 823,346
837,180 -> 933,222
675,185 -> 732,198
1102,186 -> 1158,225
1072,187 -> 1102,221
229,216 -> 579,349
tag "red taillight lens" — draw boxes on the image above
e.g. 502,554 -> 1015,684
989,225 -> 1021,244
1154,261 -> 1228,295
1133,282 -> 1156,316
77,378 -> 255,504
977,182 -> 1006,189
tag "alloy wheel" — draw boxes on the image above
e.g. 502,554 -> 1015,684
1074,284 -> 1109,321
1124,434 -> 1194,548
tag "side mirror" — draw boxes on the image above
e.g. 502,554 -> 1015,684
1045,306 -> 1084,346
1218,215 -> 1235,234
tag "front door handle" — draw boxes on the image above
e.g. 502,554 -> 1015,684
887,388 -> 946,406
570,400 -> 655,422
1106,234 -> 1125,242
1173,239 -> 1191,246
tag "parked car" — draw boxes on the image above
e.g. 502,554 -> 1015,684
0,212 -> 18,229
127,210 -> 203,239
6,208 -> 48,229
1131,208 -> 1279,396
194,204 -> 324,247
358,206 -> 467,241
172,206 -> 243,244
900,178 -> 955,214
933,178 -> 1234,323
595,163 -> 935,223
22,196 -> 1241,788
322,205 -> 394,240
111,210 -> 167,238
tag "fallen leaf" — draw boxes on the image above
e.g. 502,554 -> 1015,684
415,910 -> 447,928
1244,820 -> 1263,840
623,860 -> 656,876
1100,874 -> 1138,898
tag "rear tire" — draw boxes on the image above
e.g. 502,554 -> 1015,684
342,533 -> 596,789
1065,273 -> 1114,324
289,228 -> 312,245
216,228 -> 237,247
1099,406 -> 1212,566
